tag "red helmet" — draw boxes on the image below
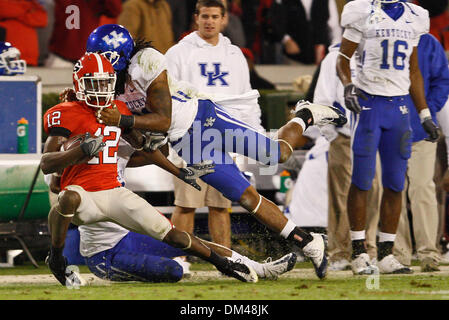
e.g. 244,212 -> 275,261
73,52 -> 116,108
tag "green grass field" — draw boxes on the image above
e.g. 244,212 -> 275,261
1,262 -> 449,300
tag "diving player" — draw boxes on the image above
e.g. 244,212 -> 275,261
86,24 -> 347,279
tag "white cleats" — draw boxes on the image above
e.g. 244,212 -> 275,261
260,253 -> 297,280
351,253 -> 379,275
377,254 -> 413,274
294,100 -> 347,127
302,233 -> 328,279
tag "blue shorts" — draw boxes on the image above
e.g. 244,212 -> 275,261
351,93 -> 412,192
85,231 -> 184,282
172,99 -> 280,201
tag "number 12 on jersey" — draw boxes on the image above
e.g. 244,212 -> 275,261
88,127 -> 121,165
380,39 -> 408,70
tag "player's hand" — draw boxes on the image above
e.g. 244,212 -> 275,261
97,104 -> 122,126
344,83 -> 368,114
46,247 -> 84,287
143,132 -> 168,151
421,118 -> 440,143
177,160 -> 215,191
59,88 -> 77,103
80,132 -> 105,157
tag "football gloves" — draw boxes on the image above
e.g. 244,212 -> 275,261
45,247 -> 83,287
143,132 -> 169,151
420,109 -> 440,142
80,132 -> 105,157
177,160 -> 215,191
343,83 -> 368,114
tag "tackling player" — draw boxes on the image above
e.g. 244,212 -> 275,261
336,0 -> 439,274
86,24 -> 348,280
41,52 -> 260,285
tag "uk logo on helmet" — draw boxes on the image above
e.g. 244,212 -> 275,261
102,31 -> 128,49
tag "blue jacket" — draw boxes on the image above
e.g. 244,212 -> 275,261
409,33 -> 449,142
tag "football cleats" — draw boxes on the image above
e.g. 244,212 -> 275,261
73,53 -> 116,108
86,24 -> 134,72
0,42 -> 26,75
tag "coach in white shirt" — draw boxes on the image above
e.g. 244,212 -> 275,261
165,0 -> 263,265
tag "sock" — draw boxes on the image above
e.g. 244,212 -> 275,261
378,232 -> 396,243
287,227 -> 313,249
378,241 -> 394,261
351,240 -> 366,259
295,108 -> 314,128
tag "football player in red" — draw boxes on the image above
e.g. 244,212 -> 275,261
40,53 -> 258,286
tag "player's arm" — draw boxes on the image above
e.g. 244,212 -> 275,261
40,135 -> 85,174
99,71 -> 172,133
409,47 -> 440,142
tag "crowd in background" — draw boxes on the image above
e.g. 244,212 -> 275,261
1,0 -> 448,69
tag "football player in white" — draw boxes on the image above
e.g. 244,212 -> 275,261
336,0 -> 439,274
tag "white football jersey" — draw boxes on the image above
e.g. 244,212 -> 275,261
341,0 -> 429,96
116,47 -> 199,142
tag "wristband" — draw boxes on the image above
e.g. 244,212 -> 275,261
119,115 -> 135,128
419,108 -> 431,123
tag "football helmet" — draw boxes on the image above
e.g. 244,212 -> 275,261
73,53 -> 116,108
0,42 -> 26,76
86,24 -> 134,72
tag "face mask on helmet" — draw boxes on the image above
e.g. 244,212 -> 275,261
0,42 -> 26,75
86,24 -> 135,72
73,53 -> 116,108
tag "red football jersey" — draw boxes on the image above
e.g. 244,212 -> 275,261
43,100 -> 132,192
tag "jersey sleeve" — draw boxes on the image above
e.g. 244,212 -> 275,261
128,48 -> 167,91
43,104 -> 79,138
341,0 -> 371,43
408,4 -> 430,47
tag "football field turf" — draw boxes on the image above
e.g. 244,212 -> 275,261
1,262 -> 449,300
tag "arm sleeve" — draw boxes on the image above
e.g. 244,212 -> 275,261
426,39 -> 449,114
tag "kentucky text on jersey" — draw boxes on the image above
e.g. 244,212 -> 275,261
375,28 -> 412,39
125,98 -> 146,112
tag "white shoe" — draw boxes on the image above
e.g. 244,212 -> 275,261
351,253 -> 379,275
294,100 -> 347,127
173,257 -> 192,278
328,259 -> 351,271
260,253 -> 297,280
377,254 -> 413,274
302,233 -> 328,279
440,251 -> 449,265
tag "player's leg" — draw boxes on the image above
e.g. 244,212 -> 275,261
105,187 -> 258,282
376,100 -> 413,274
347,99 -> 381,275
199,156 -> 328,279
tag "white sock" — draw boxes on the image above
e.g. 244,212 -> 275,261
378,232 -> 396,243
280,220 -> 296,239
350,230 -> 366,241
288,118 -> 306,132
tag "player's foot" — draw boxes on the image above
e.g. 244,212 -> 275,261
216,258 -> 258,283
302,233 -> 328,279
173,257 -> 192,278
328,258 -> 351,271
260,253 -> 297,280
351,253 -> 379,275
294,100 -> 347,127
421,257 -> 440,272
377,254 -> 413,274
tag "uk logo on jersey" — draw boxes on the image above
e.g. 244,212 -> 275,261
199,63 -> 229,86
102,31 -> 128,49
